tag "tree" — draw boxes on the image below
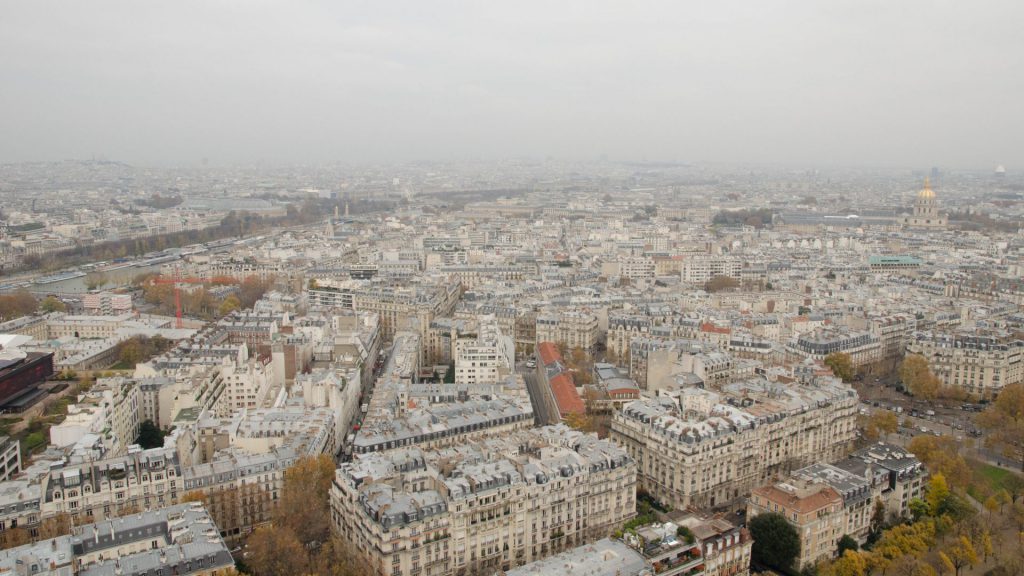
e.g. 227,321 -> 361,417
900,355 -> 941,399
907,436 -> 972,491
939,552 -> 955,575
944,536 -> 977,576
909,498 -> 930,521
977,383 -> 1024,471
276,454 -> 336,546
704,275 -> 740,293
564,411 -> 595,433
136,419 -> 165,449
864,411 -> 899,441
0,527 -> 31,549
38,513 -> 72,539
874,518 -> 936,560
40,295 -> 66,313
246,526 -> 309,576
84,271 -> 109,290
217,294 -> 241,317
980,531 -> 993,563
984,495 -> 1000,519
0,290 -> 37,322
238,275 -> 273,308
825,550 -> 867,576
117,338 -> 144,366
837,534 -> 859,555
308,536 -> 363,576
926,474 -> 952,517
825,352 -> 855,382
749,513 -> 801,572
890,556 -> 937,576
869,499 -> 887,540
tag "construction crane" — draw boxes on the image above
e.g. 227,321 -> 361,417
149,272 -> 230,329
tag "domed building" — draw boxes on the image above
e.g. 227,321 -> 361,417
901,177 -> 947,228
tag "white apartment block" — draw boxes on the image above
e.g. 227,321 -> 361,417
49,377 -> 141,457
81,292 -> 133,316
454,316 -> 514,385
211,354 -> 275,418
681,256 -> 742,285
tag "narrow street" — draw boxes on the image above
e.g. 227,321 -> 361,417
520,364 -> 559,426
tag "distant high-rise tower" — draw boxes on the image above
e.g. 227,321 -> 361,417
344,202 -> 350,217
334,205 -> 340,219
995,165 -> 1006,178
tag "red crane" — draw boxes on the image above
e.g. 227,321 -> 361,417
149,273 -> 225,329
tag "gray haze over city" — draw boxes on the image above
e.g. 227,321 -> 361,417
2,1 -> 1022,167
2,4 -> 1024,576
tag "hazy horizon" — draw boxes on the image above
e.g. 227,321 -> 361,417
2,1 -> 1022,169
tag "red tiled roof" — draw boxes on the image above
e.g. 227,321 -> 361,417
537,341 -> 562,365
550,373 -> 585,417
609,388 -> 640,399
700,322 -> 731,335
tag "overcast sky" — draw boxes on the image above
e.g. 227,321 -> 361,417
1,1 -> 1021,168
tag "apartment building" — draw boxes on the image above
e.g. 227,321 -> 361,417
837,443 -> 926,521
353,390 -> 533,455
747,479 -> 845,571
626,338 -> 713,391
747,442 -> 926,570
786,328 -> 882,369
535,310 -> 599,351
49,377 -> 141,457
505,539 -> 649,576
331,426 -> 636,576
610,378 -> 858,510
211,354 -> 275,418
81,292 -> 133,316
425,317 -> 477,366
181,446 -> 298,540
0,478 -> 43,540
681,256 -> 741,285
607,315 -> 651,364
0,503 -> 234,576
40,446 -> 180,524
0,436 -> 21,482
865,313 -> 917,363
453,315 -> 514,385
308,280 -> 461,342
677,515 -> 752,576
297,367 -> 363,450
906,329 -> 1023,398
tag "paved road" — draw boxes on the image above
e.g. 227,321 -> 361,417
520,366 -> 559,426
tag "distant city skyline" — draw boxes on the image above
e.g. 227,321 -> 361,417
1,2 -> 1022,169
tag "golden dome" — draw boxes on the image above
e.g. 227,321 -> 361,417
918,177 -> 935,200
